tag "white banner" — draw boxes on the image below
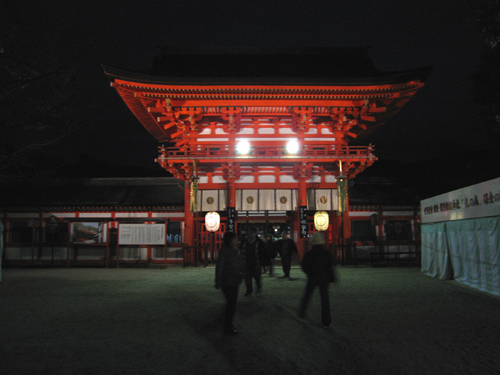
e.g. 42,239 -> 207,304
259,190 -> 276,211
421,177 -> 500,224
276,190 -> 293,211
234,190 -> 295,211
119,224 -> 165,245
238,190 -> 259,211
200,190 -> 219,212
197,190 -> 227,212
316,189 -> 336,211
307,189 -> 338,211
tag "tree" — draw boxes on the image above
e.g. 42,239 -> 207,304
0,1 -> 105,182
467,0 -> 500,137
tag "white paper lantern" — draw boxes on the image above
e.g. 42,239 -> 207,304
314,211 -> 329,231
205,212 -> 220,232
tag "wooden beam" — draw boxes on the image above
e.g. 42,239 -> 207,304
175,139 -> 190,147
360,115 -> 376,122
148,107 -> 164,113
163,122 -> 177,130
369,107 -> 386,113
170,129 -> 185,138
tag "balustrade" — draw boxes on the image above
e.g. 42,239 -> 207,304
160,144 -> 374,159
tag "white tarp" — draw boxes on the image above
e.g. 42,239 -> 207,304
421,178 -> 500,296
421,213 -> 500,296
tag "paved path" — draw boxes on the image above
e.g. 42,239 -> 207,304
1,266 -> 499,375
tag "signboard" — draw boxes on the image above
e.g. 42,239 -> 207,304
299,206 -> 308,238
227,207 -> 236,233
421,177 -> 500,224
119,224 -> 165,245
72,222 -> 106,244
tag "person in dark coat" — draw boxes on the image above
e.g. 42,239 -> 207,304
264,234 -> 277,276
276,231 -> 298,279
241,227 -> 270,296
215,232 -> 243,335
298,231 -> 335,328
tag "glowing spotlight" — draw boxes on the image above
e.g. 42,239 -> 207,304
286,140 -> 299,154
236,140 -> 250,154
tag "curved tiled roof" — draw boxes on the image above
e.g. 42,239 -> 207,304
103,46 -> 432,86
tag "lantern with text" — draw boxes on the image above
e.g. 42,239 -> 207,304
314,211 -> 329,231
205,212 -> 220,232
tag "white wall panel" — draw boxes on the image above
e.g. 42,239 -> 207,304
258,175 -> 276,183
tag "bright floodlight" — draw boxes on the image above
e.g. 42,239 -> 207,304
286,140 -> 299,154
236,140 -> 250,154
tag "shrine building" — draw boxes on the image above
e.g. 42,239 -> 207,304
103,47 -> 431,258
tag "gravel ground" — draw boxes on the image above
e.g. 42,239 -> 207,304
1,265 -> 500,375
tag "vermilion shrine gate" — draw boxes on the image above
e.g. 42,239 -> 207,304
104,47 -> 431,257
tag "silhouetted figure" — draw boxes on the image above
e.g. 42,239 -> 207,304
276,231 -> 298,278
241,228 -> 269,296
298,232 -> 336,328
263,234 -> 277,276
215,232 -> 243,335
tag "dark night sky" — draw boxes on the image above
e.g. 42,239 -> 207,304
9,0 -> 494,173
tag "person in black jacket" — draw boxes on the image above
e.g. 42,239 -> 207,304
276,231 -> 298,279
298,231 -> 335,328
215,232 -> 243,335
241,228 -> 270,296
264,234 -> 277,276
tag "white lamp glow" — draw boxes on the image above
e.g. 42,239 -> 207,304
236,140 -> 250,155
286,140 -> 299,154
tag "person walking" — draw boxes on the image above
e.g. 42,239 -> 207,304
297,231 -> 336,328
215,232 -> 243,336
264,234 -> 277,276
276,231 -> 298,279
241,228 -> 269,296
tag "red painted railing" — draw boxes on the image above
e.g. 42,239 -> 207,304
159,144 -> 375,159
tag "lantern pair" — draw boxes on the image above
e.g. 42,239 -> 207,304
207,211 -> 327,232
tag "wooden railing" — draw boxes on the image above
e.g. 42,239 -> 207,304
160,144 -> 375,160
183,243 -> 211,267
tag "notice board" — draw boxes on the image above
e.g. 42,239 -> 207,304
119,224 -> 165,245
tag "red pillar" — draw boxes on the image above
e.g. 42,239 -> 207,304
298,178 -> 307,207
227,180 -> 236,209
343,184 -> 351,242
184,182 -> 195,248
